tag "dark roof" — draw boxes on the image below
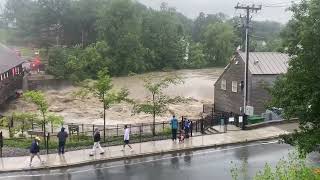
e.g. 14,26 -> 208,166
0,44 -> 25,73
239,52 -> 290,75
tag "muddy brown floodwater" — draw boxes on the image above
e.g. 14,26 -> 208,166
3,68 -> 224,125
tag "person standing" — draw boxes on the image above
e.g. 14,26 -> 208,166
121,125 -> 133,151
29,136 -> 43,166
170,115 -> 178,141
184,118 -> 190,138
90,128 -> 105,156
57,127 -> 68,155
189,120 -> 193,137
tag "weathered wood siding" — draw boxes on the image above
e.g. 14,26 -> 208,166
250,74 -> 278,115
214,54 -> 245,114
0,65 -> 23,105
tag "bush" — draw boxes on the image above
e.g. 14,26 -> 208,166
231,151 -> 320,180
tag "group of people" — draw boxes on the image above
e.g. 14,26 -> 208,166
29,125 -> 133,166
29,116 -> 191,166
170,115 -> 193,143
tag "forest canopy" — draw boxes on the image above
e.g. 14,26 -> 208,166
2,0 -> 283,79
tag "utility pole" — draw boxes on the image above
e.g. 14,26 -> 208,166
235,4 -> 261,129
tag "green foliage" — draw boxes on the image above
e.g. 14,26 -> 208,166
4,0 -> 286,78
269,0 -> 320,155
47,114 -> 64,128
203,22 -> 235,66
23,91 -> 48,116
12,112 -> 38,136
46,47 -> 70,79
231,151 -> 320,180
0,116 -> 9,128
133,76 -> 183,135
76,70 -> 130,107
186,42 -> 206,68
75,70 -> 129,140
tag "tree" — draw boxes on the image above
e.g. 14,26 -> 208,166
203,22 -> 235,66
47,114 -> 64,133
231,152 -> 320,180
270,0 -> 320,155
133,76 -> 183,136
0,116 -> 12,137
12,112 -> 38,137
187,42 -> 206,68
23,91 -> 49,142
75,70 -> 129,142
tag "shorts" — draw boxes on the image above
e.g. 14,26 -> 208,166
124,140 -> 129,144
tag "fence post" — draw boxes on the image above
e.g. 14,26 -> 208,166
116,124 -> 119,137
92,124 -> 95,137
139,124 -> 142,143
162,121 -> 165,133
46,132 -> 49,154
77,129 -> 80,142
196,121 -> 198,132
0,131 -> 3,158
201,118 -> 204,134
211,108 -> 214,126
82,124 -> 84,135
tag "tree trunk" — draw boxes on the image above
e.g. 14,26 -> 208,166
51,121 -> 53,133
42,112 -> 46,148
103,106 -> 106,142
152,93 -> 156,136
103,93 -> 106,142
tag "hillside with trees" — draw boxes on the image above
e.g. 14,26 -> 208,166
1,0 -> 283,80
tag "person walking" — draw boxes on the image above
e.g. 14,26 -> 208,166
90,128 -> 105,156
57,127 -> 68,155
170,115 -> 178,141
121,125 -> 133,151
29,136 -> 43,166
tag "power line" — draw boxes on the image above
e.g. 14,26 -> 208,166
235,3 -> 262,129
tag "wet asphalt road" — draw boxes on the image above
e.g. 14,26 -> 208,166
0,141 -> 292,180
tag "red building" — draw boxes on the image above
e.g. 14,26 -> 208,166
0,45 -> 25,105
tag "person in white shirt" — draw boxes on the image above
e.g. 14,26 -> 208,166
121,125 -> 133,151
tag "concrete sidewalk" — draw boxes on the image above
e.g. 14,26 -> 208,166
0,123 -> 298,172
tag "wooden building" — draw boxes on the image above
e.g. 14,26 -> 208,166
214,51 -> 289,115
0,44 -> 24,105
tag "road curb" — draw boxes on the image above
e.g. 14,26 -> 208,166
0,135 -> 283,173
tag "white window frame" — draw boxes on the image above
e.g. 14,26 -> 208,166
221,79 -> 226,90
232,81 -> 238,93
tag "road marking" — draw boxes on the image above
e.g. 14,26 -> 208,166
0,141 -> 280,179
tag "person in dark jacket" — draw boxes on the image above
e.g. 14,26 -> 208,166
29,136 -> 43,166
90,128 -> 105,156
184,118 -> 190,138
57,127 -> 68,154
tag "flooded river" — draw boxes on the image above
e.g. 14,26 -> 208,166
4,68 -> 223,125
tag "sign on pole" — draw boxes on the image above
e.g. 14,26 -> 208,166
245,106 -> 254,116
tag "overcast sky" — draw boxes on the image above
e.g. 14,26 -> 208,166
137,0 -> 299,24
0,0 -> 297,24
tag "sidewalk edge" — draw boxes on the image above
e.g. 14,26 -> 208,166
0,135 -> 283,173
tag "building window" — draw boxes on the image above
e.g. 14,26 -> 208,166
221,79 -> 226,90
232,81 -> 238,93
